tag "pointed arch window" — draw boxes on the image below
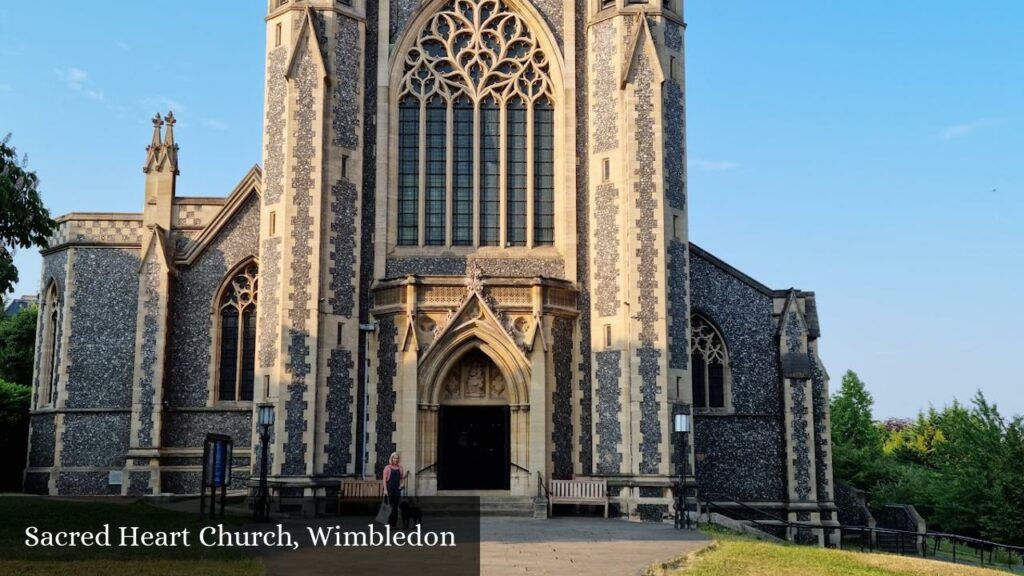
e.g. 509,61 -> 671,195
216,262 -> 258,402
39,282 -> 62,407
690,314 -> 731,411
396,0 -> 556,248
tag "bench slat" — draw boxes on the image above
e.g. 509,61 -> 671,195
340,480 -> 383,499
548,478 -> 609,518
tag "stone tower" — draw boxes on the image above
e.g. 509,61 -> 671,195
584,0 -> 692,486
257,0 -> 368,487
255,0 -> 693,505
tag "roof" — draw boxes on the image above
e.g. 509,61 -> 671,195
4,295 -> 38,317
689,242 -> 817,300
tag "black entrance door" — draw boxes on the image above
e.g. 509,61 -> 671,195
438,406 -> 510,490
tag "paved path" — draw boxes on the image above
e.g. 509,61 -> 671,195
251,516 -> 710,576
479,517 -> 710,575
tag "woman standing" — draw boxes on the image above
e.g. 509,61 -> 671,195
382,452 -> 404,528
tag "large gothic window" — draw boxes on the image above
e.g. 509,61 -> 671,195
217,262 -> 258,402
690,314 -> 730,411
396,0 -> 555,248
39,282 -> 61,407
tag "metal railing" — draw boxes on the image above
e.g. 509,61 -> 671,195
698,493 -> 1024,571
510,462 -> 530,475
536,471 -> 550,499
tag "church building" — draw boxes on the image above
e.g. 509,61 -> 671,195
26,0 -> 836,529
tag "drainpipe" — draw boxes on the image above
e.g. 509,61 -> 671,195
360,321 -> 378,479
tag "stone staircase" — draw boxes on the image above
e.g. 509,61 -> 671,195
420,496 -> 539,517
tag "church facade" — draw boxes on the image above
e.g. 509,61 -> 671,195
26,0 -> 836,529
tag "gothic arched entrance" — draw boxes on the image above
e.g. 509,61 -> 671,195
436,349 -> 510,490
413,290 -> 534,495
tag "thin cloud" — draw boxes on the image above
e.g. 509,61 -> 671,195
691,159 -> 739,172
202,118 -> 229,131
55,67 -> 105,102
0,84 -> 11,93
938,118 -> 1002,141
142,96 -> 187,114
115,41 -> 131,51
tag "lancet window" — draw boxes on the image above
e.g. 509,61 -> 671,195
216,262 -> 258,403
396,0 -> 555,248
691,314 -> 731,411
39,282 -> 61,406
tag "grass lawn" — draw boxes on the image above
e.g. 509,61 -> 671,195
655,528 -> 1010,576
0,496 -> 262,576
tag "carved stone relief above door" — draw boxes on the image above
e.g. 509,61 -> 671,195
439,349 -> 509,404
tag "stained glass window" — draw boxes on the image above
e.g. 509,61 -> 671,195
690,314 -> 729,410
218,262 -> 258,402
396,0 -> 556,249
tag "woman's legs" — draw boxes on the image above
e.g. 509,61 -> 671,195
387,488 -> 400,527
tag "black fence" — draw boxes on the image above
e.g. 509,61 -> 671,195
697,493 -> 1024,571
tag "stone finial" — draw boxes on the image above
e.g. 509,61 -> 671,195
148,113 -> 164,150
144,111 -> 179,175
162,112 -> 180,175
162,112 -> 177,148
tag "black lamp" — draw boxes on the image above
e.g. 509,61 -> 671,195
254,402 -> 274,522
673,410 -> 691,529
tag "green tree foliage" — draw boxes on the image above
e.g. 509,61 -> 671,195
833,377 -> 1024,546
0,379 -> 31,491
0,134 -> 56,295
0,304 -> 36,491
0,378 -> 30,427
830,371 -> 890,490
0,305 -> 38,387
831,371 -> 881,449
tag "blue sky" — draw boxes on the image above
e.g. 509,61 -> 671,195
1,2 -> 1021,419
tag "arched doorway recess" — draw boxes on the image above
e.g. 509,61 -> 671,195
415,293 -> 533,495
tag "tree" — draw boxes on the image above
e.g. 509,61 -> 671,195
0,305 -> 38,387
986,417 -> 1024,545
831,371 -> 881,450
830,371 -> 890,490
0,379 -> 30,491
0,134 -> 56,295
883,409 -> 946,466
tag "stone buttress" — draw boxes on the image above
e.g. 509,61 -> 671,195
586,0 -> 692,517
257,0 -> 366,493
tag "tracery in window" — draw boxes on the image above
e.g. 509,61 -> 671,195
397,0 -> 555,248
690,314 -> 729,410
39,282 -> 61,406
217,262 -> 258,402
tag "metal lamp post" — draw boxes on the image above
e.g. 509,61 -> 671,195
673,412 -> 691,529
254,403 -> 274,522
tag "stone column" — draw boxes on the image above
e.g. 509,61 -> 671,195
125,229 -> 173,495
779,293 -> 822,544
586,2 -> 689,517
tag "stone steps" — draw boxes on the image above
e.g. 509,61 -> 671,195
414,496 -> 539,517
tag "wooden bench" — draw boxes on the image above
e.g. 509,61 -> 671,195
548,478 -> 609,518
336,479 -> 382,511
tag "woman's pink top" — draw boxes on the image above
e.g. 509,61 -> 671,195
383,464 -> 403,492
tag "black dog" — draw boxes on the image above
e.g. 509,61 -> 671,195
400,500 -> 423,529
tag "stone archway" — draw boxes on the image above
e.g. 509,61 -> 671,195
436,349 -> 510,490
414,293 -> 533,494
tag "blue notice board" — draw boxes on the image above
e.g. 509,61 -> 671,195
212,440 -> 227,487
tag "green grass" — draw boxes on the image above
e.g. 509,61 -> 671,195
0,496 -> 262,576
927,537 -> 1019,569
654,526 -> 1011,576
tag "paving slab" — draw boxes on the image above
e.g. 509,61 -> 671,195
251,516 -> 710,576
480,517 -> 710,575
